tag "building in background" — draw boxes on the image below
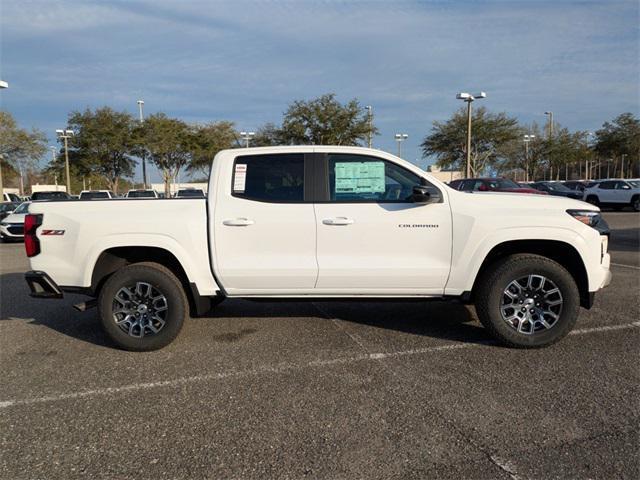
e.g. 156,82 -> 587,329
426,165 -> 462,184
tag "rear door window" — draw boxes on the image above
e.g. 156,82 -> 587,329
232,154 -> 305,202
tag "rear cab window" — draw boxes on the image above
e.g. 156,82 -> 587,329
232,153 -> 305,202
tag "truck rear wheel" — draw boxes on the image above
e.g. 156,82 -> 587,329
474,254 -> 580,348
98,262 -> 188,351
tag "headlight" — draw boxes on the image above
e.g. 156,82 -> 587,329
567,209 -> 610,236
566,209 -> 602,228
0,221 -> 8,226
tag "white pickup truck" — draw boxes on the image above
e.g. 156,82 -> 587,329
24,146 -> 611,351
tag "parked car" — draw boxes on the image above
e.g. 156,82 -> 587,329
562,181 -> 590,192
583,179 -> 640,211
0,201 -> 30,241
175,188 -> 206,198
530,182 -> 583,199
31,191 -> 72,201
2,192 -> 21,202
24,146 -> 610,351
79,190 -> 116,200
449,178 -> 547,195
126,189 -> 159,198
0,201 -> 20,221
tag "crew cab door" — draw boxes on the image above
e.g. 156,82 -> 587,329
213,152 -> 317,294
313,153 -> 452,294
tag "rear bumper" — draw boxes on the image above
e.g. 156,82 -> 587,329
25,270 -> 63,299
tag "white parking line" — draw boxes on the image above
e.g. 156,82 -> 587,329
611,262 -> 640,270
1,321 -> 638,410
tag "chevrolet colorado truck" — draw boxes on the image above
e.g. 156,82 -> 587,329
24,146 -> 611,351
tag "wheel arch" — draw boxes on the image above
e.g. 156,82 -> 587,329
470,240 -> 591,308
91,246 -> 216,316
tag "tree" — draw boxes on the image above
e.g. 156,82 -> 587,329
140,113 -> 192,196
252,122 -> 284,147
66,107 -> 137,193
189,121 -> 238,174
421,107 -> 521,177
594,113 -> 640,178
276,93 -> 376,145
0,111 -> 47,196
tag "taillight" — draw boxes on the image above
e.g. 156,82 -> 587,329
24,214 -> 43,257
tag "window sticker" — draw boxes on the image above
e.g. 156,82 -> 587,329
335,161 -> 385,194
233,164 -> 247,192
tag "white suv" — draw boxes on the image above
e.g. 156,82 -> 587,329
584,179 -> 640,211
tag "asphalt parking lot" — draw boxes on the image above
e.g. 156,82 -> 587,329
1,212 -> 638,479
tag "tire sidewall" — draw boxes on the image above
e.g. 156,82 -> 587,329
482,258 -> 580,347
99,264 -> 186,351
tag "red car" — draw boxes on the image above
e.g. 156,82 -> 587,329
448,178 -> 548,195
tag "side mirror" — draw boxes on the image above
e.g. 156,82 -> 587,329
621,185 -> 631,190
412,186 -> 441,204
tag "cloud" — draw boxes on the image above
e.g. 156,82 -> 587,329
1,0 -> 638,179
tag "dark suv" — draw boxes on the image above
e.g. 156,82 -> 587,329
448,178 -> 547,195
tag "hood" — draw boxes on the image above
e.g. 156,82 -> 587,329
501,187 -> 547,195
2,212 -> 26,224
461,190 -> 597,211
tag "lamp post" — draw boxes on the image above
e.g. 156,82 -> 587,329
137,100 -> 148,188
240,131 -> 255,148
0,80 -> 8,89
544,111 -> 554,139
523,134 -> 535,181
56,129 -> 74,194
457,92 -> 486,177
394,133 -> 408,157
365,105 -> 373,148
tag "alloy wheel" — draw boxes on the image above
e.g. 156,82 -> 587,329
112,282 -> 168,338
500,274 -> 563,335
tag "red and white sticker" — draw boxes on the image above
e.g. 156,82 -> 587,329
41,229 -> 65,236
233,164 -> 247,192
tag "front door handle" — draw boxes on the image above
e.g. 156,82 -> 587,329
322,217 -> 354,226
223,218 -> 254,226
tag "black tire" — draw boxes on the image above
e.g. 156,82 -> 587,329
475,254 -> 580,348
98,262 -> 188,351
632,196 -> 640,212
586,195 -> 599,207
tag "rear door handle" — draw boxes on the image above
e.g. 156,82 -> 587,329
322,217 -> 354,226
223,218 -> 254,226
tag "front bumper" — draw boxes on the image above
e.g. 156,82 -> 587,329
25,271 -> 63,299
0,223 -> 24,239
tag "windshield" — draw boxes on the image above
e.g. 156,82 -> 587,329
14,202 -> 30,214
32,191 -> 69,200
177,190 -> 205,197
128,190 -> 156,198
542,182 -> 571,192
0,203 -> 17,212
628,180 -> 640,188
487,179 -> 520,189
80,192 -> 109,199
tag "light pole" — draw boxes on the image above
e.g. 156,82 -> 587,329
365,105 -> 373,148
394,133 -> 408,157
621,154 -> 627,179
607,159 -> 612,178
544,111 -> 554,139
50,146 -> 58,188
240,131 -> 255,148
56,129 -> 74,194
0,82 -> 6,198
0,80 -> 8,89
137,100 -> 148,188
457,92 -> 486,177
523,134 -> 535,181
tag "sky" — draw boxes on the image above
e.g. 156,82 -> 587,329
1,0 -> 638,182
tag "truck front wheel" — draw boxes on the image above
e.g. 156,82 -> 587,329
475,254 -> 580,348
98,262 -> 188,351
